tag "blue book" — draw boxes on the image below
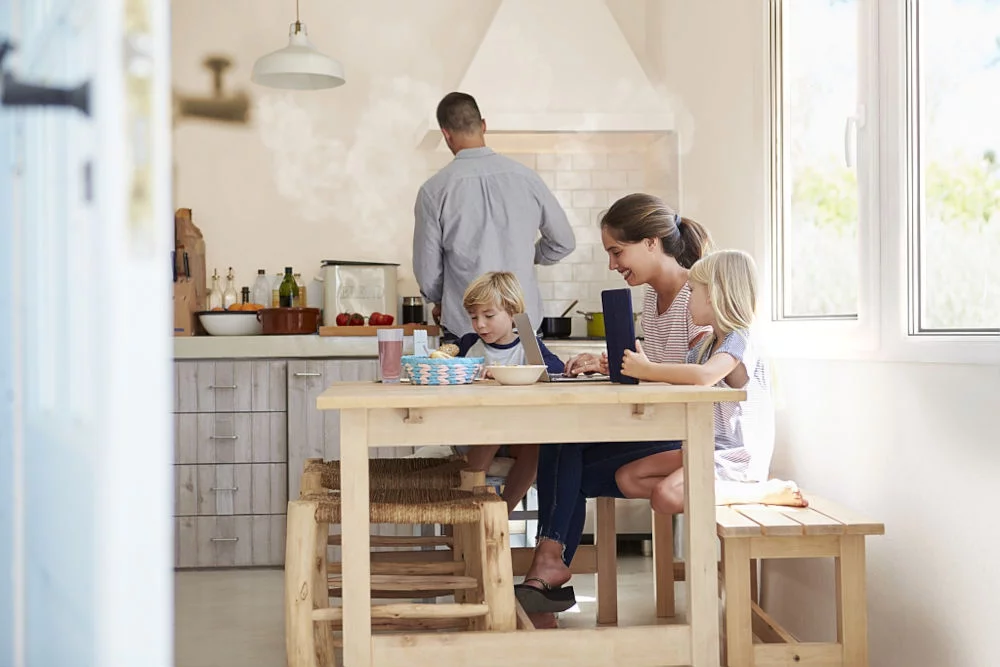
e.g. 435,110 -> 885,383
601,288 -> 639,385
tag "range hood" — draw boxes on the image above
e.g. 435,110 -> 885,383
418,0 -> 674,149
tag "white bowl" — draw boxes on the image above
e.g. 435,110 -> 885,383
489,365 -> 546,386
198,311 -> 263,336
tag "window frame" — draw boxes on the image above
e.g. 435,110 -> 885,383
763,0 -> 1000,365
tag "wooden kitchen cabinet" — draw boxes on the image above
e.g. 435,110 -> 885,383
173,356 -> 420,569
287,359 -> 416,555
173,360 -> 288,569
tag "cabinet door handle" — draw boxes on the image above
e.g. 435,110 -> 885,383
210,537 -> 239,542
209,486 -> 238,492
207,384 -> 238,389
209,435 -> 239,440
293,372 -> 321,377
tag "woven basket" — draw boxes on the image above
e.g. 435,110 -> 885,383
401,355 -> 484,386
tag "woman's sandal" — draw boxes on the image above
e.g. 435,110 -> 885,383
514,577 -> 577,614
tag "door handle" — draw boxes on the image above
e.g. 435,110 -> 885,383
294,372 -> 322,377
0,41 -> 90,115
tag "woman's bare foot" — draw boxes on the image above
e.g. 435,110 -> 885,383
755,479 -> 808,507
521,539 -> 572,591
527,612 -> 558,629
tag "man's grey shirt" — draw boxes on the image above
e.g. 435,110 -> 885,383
412,147 -> 576,337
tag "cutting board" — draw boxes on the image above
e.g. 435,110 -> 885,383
318,324 -> 441,337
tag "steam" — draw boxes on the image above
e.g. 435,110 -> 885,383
254,77 -> 439,254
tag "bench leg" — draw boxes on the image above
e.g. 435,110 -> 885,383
836,535 -> 869,667
653,510 -> 676,617
595,497 -> 618,625
721,538 -> 753,667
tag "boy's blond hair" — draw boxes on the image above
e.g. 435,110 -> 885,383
462,271 -> 527,316
688,250 -> 758,361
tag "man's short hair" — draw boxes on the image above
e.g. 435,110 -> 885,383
436,92 -> 483,134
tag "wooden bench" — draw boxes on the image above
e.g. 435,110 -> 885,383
716,494 -> 884,667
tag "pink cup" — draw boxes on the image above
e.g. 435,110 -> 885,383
376,328 -> 404,383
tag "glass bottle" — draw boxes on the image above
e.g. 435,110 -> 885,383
293,272 -> 306,308
208,269 -> 224,310
241,286 -> 251,306
271,273 -> 282,308
279,267 -> 299,308
222,267 -> 238,310
252,269 -> 271,307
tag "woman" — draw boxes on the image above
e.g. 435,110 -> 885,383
515,193 -> 712,618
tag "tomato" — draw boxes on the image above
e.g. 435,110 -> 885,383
382,314 -> 394,325
369,311 -> 383,326
335,313 -> 349,326
348,313 -> 365,326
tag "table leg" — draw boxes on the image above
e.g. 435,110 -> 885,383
340,409 -> 372,667
684,402 -> 721,667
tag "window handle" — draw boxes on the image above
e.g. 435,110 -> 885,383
844,105 -> 866,169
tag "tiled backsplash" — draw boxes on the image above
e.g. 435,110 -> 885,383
424,133 -> 680,337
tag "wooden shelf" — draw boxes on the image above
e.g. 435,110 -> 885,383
318,324 -> 441,337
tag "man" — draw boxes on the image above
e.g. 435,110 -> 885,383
412,92 -> 575,341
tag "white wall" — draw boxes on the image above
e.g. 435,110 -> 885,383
170,0 -> 663,306
657,2 -> 1000,665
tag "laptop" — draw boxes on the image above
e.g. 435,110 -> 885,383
600,288 -> 639,385
514,293 -> 637,384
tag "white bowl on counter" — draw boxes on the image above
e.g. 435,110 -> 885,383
489,365 -> 546,386
198,311 -> 264,336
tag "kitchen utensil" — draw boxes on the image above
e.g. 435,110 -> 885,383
489,365 -> 546,386
540,317 -> 572,339
257,307 -> 321,335
197,311 -> 263,336
376,328 -> 404,383
578,310 -> 606,338
560,300 -> 579,317
321,260 -> 399,327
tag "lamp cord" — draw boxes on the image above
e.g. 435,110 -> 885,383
294,0 -> 301,33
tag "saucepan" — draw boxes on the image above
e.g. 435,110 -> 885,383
578,309 -> 643,339
539,300 -> 578,339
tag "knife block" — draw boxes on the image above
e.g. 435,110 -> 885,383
173,208 -> 207,336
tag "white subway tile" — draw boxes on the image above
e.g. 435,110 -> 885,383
553,190 -> 574,208
538,263 -> 575,282
508,153 -> 536,169
572,190 -> 606,208
565,244 -> 594,264
556,171 -> 592,190
572,153 -> 608,171
572,225 -> 602,246
604,189 -> 633,204
591,170 -> 628,189
573,264 -> 614,282
565,207 -> 591,227
607,152 -> 644,170
626,170 -> 646,188
538,171 -> 556,189
537,282 -> 555,299
553,282 -> 583,300
537,154 -> 573,171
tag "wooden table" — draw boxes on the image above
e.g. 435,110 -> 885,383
316,381 -> 744,667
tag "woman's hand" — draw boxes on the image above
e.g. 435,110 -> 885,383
621,341 -> 653,380
564,352 -> 608,377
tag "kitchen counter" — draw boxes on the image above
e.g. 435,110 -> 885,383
173,335 -> 606,360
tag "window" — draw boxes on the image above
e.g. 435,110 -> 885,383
769,0 -> 1000,348
770,0 -> 863,320
908,0 -> 1000,334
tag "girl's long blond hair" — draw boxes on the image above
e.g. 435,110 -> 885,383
689,250 -> 758,362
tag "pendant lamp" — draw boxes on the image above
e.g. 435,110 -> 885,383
251,0 -> 345,90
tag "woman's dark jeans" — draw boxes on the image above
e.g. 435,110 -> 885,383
535,441 -> 682,565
